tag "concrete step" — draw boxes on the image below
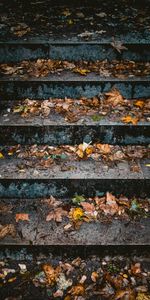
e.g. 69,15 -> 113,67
0,196 -> 150,245
1,77 -> 150,100
0,123 -> 149,145
0,144 -> 149,175
0,0 -> 150,44
0,246 -> 150,299
0,178 -> 149,199
1,43 -> 150,63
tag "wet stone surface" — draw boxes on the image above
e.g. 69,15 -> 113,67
0,249 -> 150,299
0,0 -> 150,43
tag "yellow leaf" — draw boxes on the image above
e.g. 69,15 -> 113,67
145,164 -> 150,167
136,293 -> 150,300
68,19 -> 73,25
69,208 -> 84,221
76,149 -> 84,158
0,152 -> 4,159
121,115 -> 139,125
8,277 -> 16,283
74,68 -> 90,75
86,147 -> 93,155
134,100 -> 145,109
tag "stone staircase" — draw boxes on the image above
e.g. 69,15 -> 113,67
0,0 -> 150,299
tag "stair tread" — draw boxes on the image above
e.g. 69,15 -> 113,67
0,157 -> 149,179
0,0 -> 150,44
1,73 -> 150,82
0,248 -> 150,300
0,218 -> 149,245
0,197 -> 150,245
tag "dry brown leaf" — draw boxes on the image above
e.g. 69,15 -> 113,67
91,271 -> 99,282
131,263 -> 141,275
115,289 -> 135,299
105,89 -> 124,106
46,207 -> 67,223
81,202 -> 95,212
136,293 -> 150,300
121,115 -> 139,125
15,213 -> 29,222
111,39 -> 128,53
69,284 -> 85,296
43,264 -> 61,286
97,143 -> 111,154
0,224 -> 16,239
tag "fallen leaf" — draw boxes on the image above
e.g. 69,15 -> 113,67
105,89 -> 124,106
97,144 -> 111,154
43,264 -> 61,286
69,284 -> 85,296
76,142 -> 93,158
115,289 -> 135,299
15,213 -> 29,222
131,263 -> 141,275
72,194 -> 85,204
8,277 -> 17,283
121,115 -> 139,125
73,68 -> 90,75
80,202 -> 96,217
0,152 -> 4,159
69,207 -> 84,221
80,275 -> 87,284
134,100 -> 145,109
0,224 -> 16,239
111,39 -> 128,53
46,207 -> 67,223
136,293 -> 150,300
56,273 -> 72,290
91,271 -> 99,282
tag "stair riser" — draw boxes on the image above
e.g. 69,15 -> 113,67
0,245 -> 150,260
1,81 -> 150,100
0,43 -> 150,63
0,179 -> 149,198
0,125 -> 149,145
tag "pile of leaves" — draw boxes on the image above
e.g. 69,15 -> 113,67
0,143 -> 148,172
11,89 -> 150,124
0,193 -> 149,240
0,254 -> 150,299
45,193 -> 150,230
0,59 -> 150,78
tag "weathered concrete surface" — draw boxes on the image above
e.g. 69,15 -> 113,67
0,158 -> 147,179
0,215 -> 150,245
0,179 -> 149,199
0,198 -> 150,246
1,0 -> 150,43
0,124 -> 149,145
1,80 -> 150,100
0,43 -> 150,63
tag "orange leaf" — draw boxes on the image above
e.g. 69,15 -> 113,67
15,213 -> 29,222
121,115 -> 139,125
96,144 -> 111,154
69,284 -> 85,296
91,271 -> 99,282
134,100 -> 145,109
